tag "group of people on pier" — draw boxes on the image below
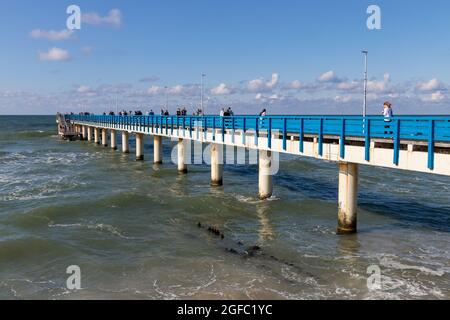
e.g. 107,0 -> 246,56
68,102 -> 394,121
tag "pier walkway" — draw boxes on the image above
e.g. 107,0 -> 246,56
63,114 -> 450,234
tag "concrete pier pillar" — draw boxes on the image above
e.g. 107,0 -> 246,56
258,150 -> 273,199
177,138 -> 187,174
101,129 -> 108,147
110,130 -> 117,150
94,128 -> 100,144
154,135 -> 162,164
211,143 -> 223,186
337,162 -> 358,234
122,131 -> 129,153
136,133 -> 144,161
82,126 -> 87,140
87,126 -> 92,142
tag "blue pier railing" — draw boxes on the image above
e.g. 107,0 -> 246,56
67,114 -> 450,170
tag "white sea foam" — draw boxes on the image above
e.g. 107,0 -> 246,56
379,256 -> 447,277
48,222 -> 132,239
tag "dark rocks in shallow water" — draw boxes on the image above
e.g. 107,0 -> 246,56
244,245 -> 262,257
226,248 -> 238,254
198,222 -> 225,239
195,222 -> 321,284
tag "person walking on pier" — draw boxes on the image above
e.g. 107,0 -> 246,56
259,108 -> 267,117
383,101 -> 393,135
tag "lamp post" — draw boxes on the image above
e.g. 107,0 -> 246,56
362,50 -> 368,134
362,50 -> 368,118
201,73 -> 206,115
164,86 -> 168,111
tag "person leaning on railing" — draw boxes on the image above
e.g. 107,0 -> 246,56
383,101 -> 394,135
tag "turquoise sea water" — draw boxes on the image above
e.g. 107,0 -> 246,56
0,115 -> 449,299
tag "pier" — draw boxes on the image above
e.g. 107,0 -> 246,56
62,114 -> 450,234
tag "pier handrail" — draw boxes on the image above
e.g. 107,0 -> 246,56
66,114 -> 450,170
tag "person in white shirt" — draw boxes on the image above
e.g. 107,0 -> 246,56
383,101 -> 393,134
383,101 -> 393,120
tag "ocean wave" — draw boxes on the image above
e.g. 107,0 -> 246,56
48,222 -> 133,239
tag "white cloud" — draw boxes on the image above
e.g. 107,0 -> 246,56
318,70 -> 339,83
289,80 -> 303,89
211,83 -> 232,95
82,9 -> 122,27
77,85 -> 91,93
416,79 -> 441,91
38,47 -> 71,61
334,95 -> 353,103
269,94 -> 280,100
147,86 -> 163,95
267,73 -> 279,89
248,79 -> 264,92
169,85 -> 184,94
367,73 -> 390,92
30,29 -> 74,40
255,93 -> 263,100
247,73 -> 279,92
75,85 -> 97,96
146,84 -> 198,97
337,80 -> 360,91
422,91 -> 445,102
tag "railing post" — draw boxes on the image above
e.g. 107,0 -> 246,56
222,117 -> 225,142
282,117 -> 287,151
212,117 -> 216,141
340,118 -> 345,159
151,115 -> 154,133
364,118 -> 370,161
299,118 -> 304,153
318,118 -> 323,156
254,118 -> 259,146
393,119 -> 401,165
268,118 -> 272,149
242,118 -> 246,145
231,117 -> 235,144
428,119 -> 435,170
166,117 -> 169,135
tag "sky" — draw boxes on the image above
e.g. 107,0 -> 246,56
0,0 -> 449,115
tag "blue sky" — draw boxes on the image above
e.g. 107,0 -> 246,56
0,0 -> 449,114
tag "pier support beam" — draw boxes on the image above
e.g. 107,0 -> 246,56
337,162 -> 358,234
258,150 -> 273,199
211,143 -> 223,186
177,138 -> 187,174
154,135 -> 163,164
110,130 -> 117,150
101,129 -> 108,147
136,133 -> 144,161
94,128 -> 100,145
82,126 -> 87,140
122,131 -> 129,153
87,126 -> 92,142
